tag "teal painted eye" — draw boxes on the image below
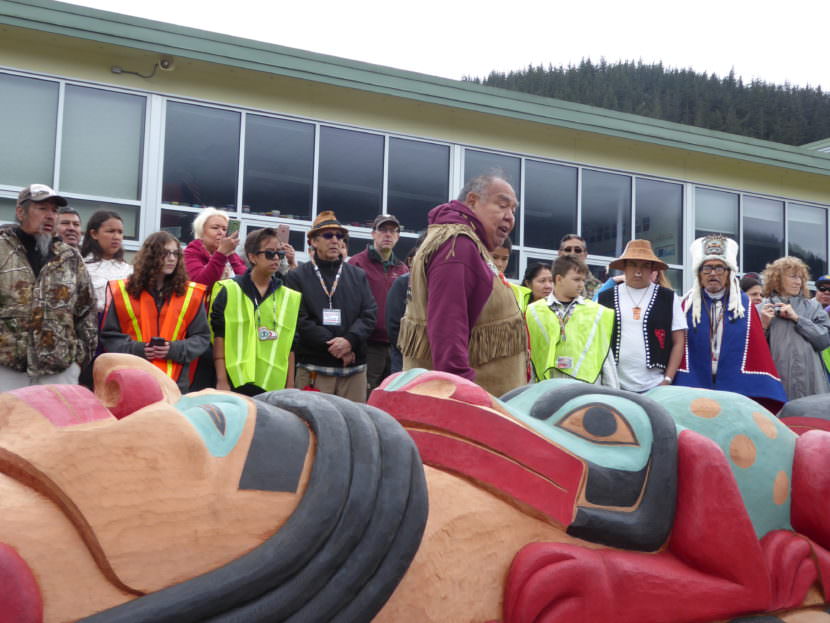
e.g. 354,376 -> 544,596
557,403 -> 639,446
175,394 -> 249,457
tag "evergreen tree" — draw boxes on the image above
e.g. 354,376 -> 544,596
468,60 -> 830,146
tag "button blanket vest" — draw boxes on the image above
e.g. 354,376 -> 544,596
398,223 -> 527,397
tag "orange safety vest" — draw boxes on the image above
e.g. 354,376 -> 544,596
109,279 -> 207,381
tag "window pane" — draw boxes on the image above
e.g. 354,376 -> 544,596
636,178 -> 683,265
318,126 -> 383,228
743,196 -> 784,274
72,199 -> 139,240
243,115 -> 314,220
524,160 -> 577,250
162,102 -> 240,209
61,86 -> 145,200
346,236 -> 370,258
388,138 -> 449,233
0,197 -> 17,223
464,149 -> 521,242
695,188 -> 738,239
161,209 -> 197,244
664,268 -> 683,293
0,74 -> 58,186
504,249 -> 520,280
581,169 -> 631,258
788,204 -> 827,278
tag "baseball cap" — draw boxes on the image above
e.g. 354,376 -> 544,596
815,274 -> 830,286
372,214 -> 400,230
17,184 -> 68,207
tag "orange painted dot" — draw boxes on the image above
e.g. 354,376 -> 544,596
773,471 -> 789,505
690,397 -> 721,419
753,411 -> 778,439
729,434 -> 757,468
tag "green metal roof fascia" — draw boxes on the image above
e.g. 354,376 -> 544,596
802,138 -> 830,150
3,0 -> 830,178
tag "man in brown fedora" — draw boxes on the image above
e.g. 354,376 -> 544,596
285,211 -> 377,401
597,240 -> 686,393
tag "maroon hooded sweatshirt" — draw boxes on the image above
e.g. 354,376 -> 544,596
424,200 -> 498,381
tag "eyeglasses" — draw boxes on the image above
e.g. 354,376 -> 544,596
320,231 -> 345,240
163,249 -> 181,258
700,265 -> 727,274
256,249 -> 284,260
817,286 -> 830,293
561,246 -> 585,254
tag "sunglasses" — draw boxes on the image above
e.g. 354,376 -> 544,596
320,231 -> 345,240
256,249 -> 284,260
561,246 -> 585,254
818,286 -> 830,293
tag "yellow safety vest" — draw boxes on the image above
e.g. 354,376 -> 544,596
211,279 -> 301,391
526,298 -> 614,384
510,282 -> 532,315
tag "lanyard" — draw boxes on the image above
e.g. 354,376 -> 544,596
253,288 -> 278,328
551,298 -> 578,342
311,258 -> 344,309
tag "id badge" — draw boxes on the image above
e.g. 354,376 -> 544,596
322,308 -> 342,326
556,356 -> 573,370
258,326 -> 278,341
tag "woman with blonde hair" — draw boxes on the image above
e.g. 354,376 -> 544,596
759,256 -> 830,399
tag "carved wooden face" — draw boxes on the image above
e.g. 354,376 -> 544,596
0,354 -> 313,621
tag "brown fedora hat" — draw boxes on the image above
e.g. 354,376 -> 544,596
608,239 -> 668,271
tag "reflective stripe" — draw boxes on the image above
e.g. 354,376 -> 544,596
572,304 -> 606,376
115,280 -> 143,342
528,303 -> 551,344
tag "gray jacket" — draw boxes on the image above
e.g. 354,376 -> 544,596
762,295 -> 830,400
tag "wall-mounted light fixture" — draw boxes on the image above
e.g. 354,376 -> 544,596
111,56 -> 175,79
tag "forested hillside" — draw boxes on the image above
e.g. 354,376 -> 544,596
466,60 -> 830,146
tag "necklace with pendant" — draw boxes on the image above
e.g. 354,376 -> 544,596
625,284 -> 650,320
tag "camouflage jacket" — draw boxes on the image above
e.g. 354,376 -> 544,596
0,227 -> 97,376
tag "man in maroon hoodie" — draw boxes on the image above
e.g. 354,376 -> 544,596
398,174 -> 528,397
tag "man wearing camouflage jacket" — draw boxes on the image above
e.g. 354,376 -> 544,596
0,184 -> 97,390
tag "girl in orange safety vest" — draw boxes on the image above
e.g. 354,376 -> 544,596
101,231 -> 211,392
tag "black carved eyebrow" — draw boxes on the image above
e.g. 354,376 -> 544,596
199,404 -> 226,436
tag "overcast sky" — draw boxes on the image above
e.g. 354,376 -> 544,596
67,0 -> 829,90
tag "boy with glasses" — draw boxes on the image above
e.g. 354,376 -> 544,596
285,211 -> 377,402
674,235 -> 785,410
558,234 -> 601,299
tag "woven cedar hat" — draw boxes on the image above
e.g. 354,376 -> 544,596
307,210 -> 348,241
608,239 -> 668,271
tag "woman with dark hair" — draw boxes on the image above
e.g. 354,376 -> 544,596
759,256 -> 830,399
522,263 -> 554,304
101,232 -> 210,392
81,210 -> 133,312
210,228 -> 301,395
740,275 -> 763,307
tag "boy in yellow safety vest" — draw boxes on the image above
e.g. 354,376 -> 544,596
526,255 -> 618,386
